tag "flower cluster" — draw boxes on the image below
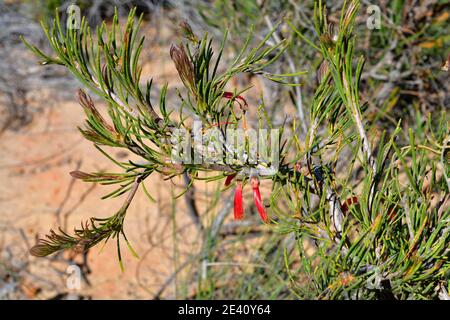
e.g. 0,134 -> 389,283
226,174 -> 269,223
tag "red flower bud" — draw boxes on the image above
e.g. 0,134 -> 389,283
224,173 -> 237,187
234,182 -> 244,220
251,177 -> 268,223
387,207 -> 398,223
341,196 -> 358,215
222,91 -> 248,111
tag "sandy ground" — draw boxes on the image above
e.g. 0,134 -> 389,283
0,94 -> 196,299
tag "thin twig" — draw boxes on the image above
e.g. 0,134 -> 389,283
264,15 -> 307,137
182,172 -> 203,232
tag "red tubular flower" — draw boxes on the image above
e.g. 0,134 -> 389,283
234,182 -> 244,220
251,177 -> 268,223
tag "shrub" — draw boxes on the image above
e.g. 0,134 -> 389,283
22,0 -> 449,299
